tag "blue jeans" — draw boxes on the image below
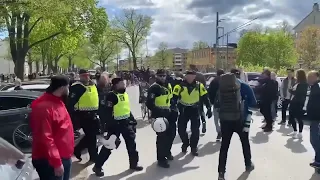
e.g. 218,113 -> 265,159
33,158 -> 72,180
310,121 -> 320,163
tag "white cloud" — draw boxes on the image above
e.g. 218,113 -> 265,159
101,0 -> 316,56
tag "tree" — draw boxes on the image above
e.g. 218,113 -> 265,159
152,42 -> 173,68
265,31 -> 297,70
296,26 -> 320,69
192,41 -> 209,50
0,0 -> 107,80
237,32 -> 268,66
88,27 -> 122,71
237,30 -> 297,70
112,9 -> 153,70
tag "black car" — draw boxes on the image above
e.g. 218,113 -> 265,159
0,91 -> 41,153
0,81 -> 49,91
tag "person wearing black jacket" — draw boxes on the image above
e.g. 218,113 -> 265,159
287,69 -> 308,139
93,78 -> 143,176
208,69 -> 224,141
256,69 -> 278,132
68,69 -> 100,163
307,70 -> 320,170
97,73 -> 112,133
146,69 -> 178,168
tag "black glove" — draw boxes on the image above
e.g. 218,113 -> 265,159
206,109 -> 212,118
139,97 -> 142,103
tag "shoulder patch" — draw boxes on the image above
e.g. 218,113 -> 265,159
174,88 -> 179,93
202,87 -> 206,92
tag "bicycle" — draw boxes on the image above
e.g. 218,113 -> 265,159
12,123 -> 32,153
140,90 -> 151,121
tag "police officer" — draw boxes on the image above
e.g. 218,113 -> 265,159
93,78 -> 143,177
172,70 -> 212,156
69,69 -> 100,163
146,69 -> 178,168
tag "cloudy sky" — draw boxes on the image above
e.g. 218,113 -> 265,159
101,0 -> 316,56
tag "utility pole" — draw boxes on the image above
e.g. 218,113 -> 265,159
215,12 -> 219,69
226,33 -> 229,70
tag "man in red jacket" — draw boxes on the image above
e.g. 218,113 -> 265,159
31,75 -> 74,180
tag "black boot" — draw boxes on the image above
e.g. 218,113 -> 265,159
202,122 -> 206,134
191,148 -> 199,156
92,166 -> 104,177
181,145 -> 188,153
157,160 -> 170,168
166,154 -> 174,161
130,164 -> 144,171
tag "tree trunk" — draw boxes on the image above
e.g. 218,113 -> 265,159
42,59 -> 47,74
15,57 -> 25,81
35,61 -> 40,73
68,56 -> 72,71
102,61 -> 106,71
28,62 -> 32,74
132,54 -> 137,70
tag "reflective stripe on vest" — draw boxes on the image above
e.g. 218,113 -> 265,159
153,83 -> 172,109
179,85 -> 200,106
113,92 -> 131,120
73,83 -> 99,111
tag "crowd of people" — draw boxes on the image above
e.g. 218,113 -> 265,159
19,66 -> 320,180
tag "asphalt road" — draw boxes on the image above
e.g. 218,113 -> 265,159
33,85 -> 320,180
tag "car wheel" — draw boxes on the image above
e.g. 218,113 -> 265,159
12,123 -> 32,153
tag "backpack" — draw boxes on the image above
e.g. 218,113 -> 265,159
217,73 -> 244,121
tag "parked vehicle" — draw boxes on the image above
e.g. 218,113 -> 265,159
0,137 -> 33,180
5,84 -> 49,92
0,81 -> 48,91
0,91 -> 41,153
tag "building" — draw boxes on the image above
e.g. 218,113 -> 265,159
293,3 -> 320,33
0,40 -> 31,75
189,46 -> 237,72
168,48 -> 188,71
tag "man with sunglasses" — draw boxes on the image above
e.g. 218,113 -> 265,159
172,70 -> 212,156
146,69 -> 177,168
68,69 -> 100,163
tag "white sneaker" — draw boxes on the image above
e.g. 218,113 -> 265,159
296,133 -> 303,139
287,132 -> 297,137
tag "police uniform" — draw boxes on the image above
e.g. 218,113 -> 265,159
146,71 -> 177,168
172,71 -> 212,156
93,78 -> 143,177
69,70 -> 100,162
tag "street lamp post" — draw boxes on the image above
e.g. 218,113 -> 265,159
215,12 -> 225,69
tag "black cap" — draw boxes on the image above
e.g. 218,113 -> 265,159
46,75 -> 70,93
185,70 -> 196,75
79,69 -> 89,75
111,77 -> 123,85
156,69 -> 166,75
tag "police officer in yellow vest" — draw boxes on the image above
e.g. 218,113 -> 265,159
93,78 -> 143,177
146,69 -> 178,168
172,70 -> 212,156
69,69 -> 99,163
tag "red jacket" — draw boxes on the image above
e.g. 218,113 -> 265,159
30,93 -> 74,168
